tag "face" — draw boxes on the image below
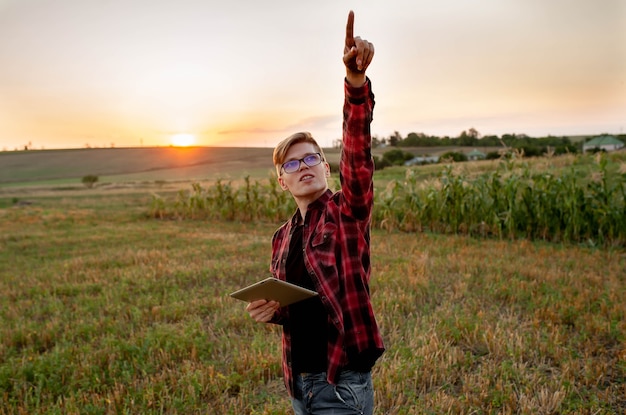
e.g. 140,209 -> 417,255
277,142 -> 330,201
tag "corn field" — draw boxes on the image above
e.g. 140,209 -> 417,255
149,176 -> 296,223
149,153 -> 626,247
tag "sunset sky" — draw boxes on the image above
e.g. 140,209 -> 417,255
1,0 -> 624,150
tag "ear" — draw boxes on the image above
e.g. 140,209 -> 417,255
277,175 -> 289,191
324,162 -> 331,177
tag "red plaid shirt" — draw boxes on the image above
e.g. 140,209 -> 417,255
269,78 -> 385,397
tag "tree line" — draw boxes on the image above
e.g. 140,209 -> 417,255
363,129 -> 626,169
372,128 -> 588,154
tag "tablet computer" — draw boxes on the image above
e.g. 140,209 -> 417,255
230,277 -> 318,306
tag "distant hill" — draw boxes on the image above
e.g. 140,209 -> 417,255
0,144 -> 507,185
2,141 -> 591,186
0,147 -> 277,184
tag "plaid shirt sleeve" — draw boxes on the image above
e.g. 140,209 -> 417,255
340,78 -> 376,223
319,77 -> 383,381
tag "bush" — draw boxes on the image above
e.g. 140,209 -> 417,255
439,151 -> 467,162
81,175 -> 99,189
373,156 -> 390,170
382,149 -> 414,166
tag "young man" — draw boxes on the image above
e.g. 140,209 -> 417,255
246,11 -> 385,415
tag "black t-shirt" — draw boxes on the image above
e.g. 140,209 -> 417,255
286,224 -> 328,374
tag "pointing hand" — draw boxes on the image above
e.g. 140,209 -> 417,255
343,10 -> 374,87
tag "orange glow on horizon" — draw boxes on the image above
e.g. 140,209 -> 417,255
169,133 -> 196,147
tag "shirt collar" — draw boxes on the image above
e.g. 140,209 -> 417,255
288,189 -> 333,226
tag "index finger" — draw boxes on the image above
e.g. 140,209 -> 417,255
345,10 -> 355,47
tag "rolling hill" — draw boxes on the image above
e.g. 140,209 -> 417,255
0,146 -> 278,184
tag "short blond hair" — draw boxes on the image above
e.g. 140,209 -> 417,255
273,132 -> 326,175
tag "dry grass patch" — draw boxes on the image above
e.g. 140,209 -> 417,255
0,196 -> 624,414
372,232 -> 625,414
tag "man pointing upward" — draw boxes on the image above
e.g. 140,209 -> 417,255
246,11 -> 385,414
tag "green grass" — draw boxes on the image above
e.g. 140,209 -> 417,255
1,190 -> 625,414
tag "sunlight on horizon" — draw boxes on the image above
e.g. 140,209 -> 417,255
169,133 -> 196,147
0,1 -> 624,151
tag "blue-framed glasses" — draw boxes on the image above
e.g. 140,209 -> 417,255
281,153 -> 323,174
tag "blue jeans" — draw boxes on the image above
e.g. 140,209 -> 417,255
291,370 -> 374,415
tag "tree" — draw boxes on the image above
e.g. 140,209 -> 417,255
388,131 -> 402,147
458,130 -> 478,147
402,132 -> 435,147
467,128 -> 481,139
371,135 -> 381,148
439,151 -> 468,163
480,135 -> 501,147
82,175 -> 99,189
382,149 -> 413,166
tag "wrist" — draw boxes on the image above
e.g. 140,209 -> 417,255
346,72 -> 366,88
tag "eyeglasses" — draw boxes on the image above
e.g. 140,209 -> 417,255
280,153 -> 323,175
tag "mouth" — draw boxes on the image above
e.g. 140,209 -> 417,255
300,174 -> 314,182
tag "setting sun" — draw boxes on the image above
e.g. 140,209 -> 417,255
170,133 -> 196,147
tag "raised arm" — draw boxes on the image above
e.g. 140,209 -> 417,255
340,11 -> 375,222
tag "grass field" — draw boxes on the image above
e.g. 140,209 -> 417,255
1,148 -> 625,414
0,147 -> 277,186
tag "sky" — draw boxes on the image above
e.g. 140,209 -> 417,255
0,0 -> 624,150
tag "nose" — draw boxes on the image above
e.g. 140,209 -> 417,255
298,160 -> 310,171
